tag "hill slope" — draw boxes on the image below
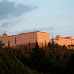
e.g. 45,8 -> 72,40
0,48 -> 38,74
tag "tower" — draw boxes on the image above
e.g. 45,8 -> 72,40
3,31 -> 8,36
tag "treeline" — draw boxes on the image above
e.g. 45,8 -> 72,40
0,48 -> 41,74
1,42 -> 74,74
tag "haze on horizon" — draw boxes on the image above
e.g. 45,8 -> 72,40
0,0 -> 74,38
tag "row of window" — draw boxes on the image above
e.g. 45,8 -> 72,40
17,34 -> 37,38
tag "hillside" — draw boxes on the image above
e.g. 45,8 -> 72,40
0,48 -> 38,74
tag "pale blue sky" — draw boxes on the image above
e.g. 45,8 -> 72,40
0,0 -> 74,38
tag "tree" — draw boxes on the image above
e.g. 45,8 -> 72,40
48,42 -> 51,50
52,38 -> 54,50
8,40 -> 10,47
29,47 -> 50,73
1,43 -> 5,48
67,54 -> 74,74
35,41 -> 39,48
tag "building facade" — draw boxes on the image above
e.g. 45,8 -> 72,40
50,35 -> 74,47
0,31 -> 50,48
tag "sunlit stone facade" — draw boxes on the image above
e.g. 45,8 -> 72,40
0,35 -> 16,47
50,35 -> 74,46
0,31 -> 50,48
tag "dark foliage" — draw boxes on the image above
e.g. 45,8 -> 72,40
29,48 -> 51,73
35,42 -> 39,48
67,54 -> 74,74
0,48 -> 39,74
1,42 -> 74,74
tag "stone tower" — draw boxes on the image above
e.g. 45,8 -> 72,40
3,31 -> 8,36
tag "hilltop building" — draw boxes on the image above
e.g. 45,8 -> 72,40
0,31 -> 50,48
1,31 -> 74,49
50,35 -> 74,49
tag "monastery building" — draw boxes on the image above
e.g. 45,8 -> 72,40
50,35 -> 74,49
0,31 -> 50,48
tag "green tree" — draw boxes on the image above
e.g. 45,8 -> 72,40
67,54 -> 74,74
35,41 -> 39,48
29,47 -> 50,73
0,48 -> 39,74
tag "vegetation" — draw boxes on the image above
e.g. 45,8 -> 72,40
0,48 -> 39,74
0,42 -> 74,74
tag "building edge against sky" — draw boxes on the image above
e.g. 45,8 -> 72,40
0,31 -> 74,49
0,31 -> 50,48
50,35 -> 74,49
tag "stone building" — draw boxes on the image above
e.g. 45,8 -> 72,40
0,31 -> 50,48
50,35 -> 74,49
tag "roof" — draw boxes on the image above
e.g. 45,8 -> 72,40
16,31 -> 49,36
0,31 -> 50,37
61,37 -> 73,39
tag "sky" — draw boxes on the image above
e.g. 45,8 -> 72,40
0,0 -> 74,38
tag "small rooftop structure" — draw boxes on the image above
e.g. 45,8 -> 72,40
3,31 -> 8,36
